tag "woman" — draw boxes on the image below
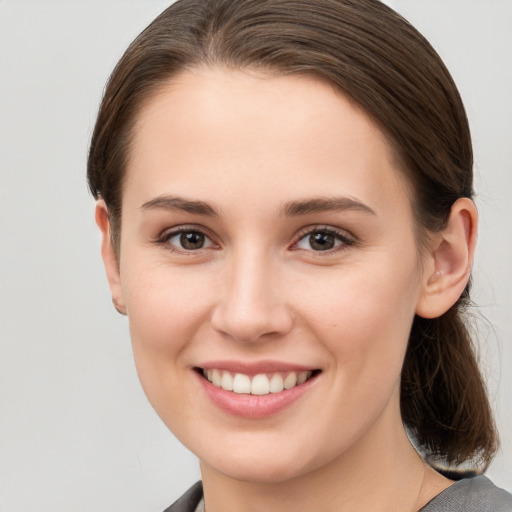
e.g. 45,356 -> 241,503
88,0 -> 511,510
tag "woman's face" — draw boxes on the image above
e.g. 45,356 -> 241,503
109,68 -> 430,483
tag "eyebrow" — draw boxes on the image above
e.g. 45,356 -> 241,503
282,196 -> 376,217
141,195 -> 219,216
140,194 -> 376,217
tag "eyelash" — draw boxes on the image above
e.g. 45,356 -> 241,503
156,226 -> 217,254
292,226 -> 356,253
156,225 -> 356,254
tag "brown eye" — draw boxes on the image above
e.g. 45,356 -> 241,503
164,229 -> 214,251
309,232 -> 335,251
180,231 -> 205,250
295,228 -> 353,252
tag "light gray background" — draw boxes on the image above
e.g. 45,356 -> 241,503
0,1 -> 510,511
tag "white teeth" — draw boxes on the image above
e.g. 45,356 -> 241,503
251,374 -> 270,395
233,373 -> 251,394
203,369 -> 314,395
297,371 -> 309,385
269,373 -> 284,393
221,371 -> 233,391
283,372 -> 297,389
212,369 -> 221,387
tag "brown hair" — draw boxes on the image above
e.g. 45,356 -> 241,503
87,0 -> 497,470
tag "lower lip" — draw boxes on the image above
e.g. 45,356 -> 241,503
196,371 -> 318,419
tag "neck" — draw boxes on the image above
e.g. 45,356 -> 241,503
200,402 -> 449,512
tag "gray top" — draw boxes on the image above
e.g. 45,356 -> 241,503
419,476 -> 512,511
164,476 -> 512,512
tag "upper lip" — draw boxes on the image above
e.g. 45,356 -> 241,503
196,360 -> 319,376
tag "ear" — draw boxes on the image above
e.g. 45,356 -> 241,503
95,200 -> 127,315
416,198 -> 477,319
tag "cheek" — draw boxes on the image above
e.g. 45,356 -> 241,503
297,255 -> 420,385
119,262 -> 216,403
122,262 -> 213,346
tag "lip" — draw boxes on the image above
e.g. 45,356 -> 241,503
194,362 -> 320,419
197,359 -> 317,376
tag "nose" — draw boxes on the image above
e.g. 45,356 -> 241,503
210,249 -> 294,344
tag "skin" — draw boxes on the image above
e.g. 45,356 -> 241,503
97,68 -> 477,511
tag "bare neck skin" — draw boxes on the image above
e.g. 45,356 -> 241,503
200,397 -> 452,512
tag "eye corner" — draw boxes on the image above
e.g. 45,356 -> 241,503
155,225 -> 219,254
291,225 -> 356,254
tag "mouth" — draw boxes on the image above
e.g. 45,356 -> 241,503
195,367 -> 321,396
194,364 -> 321,418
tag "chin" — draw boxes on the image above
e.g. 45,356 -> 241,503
198,442 -> 330,485
212,460 -> 309,485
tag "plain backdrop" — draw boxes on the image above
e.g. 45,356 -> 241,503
0,1 -> 510,511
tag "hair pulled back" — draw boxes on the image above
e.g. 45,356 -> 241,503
87,0 -> 497,470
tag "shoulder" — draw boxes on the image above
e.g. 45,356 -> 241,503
161,477 -> 512,512
162,481 -> 203,512
420,475 -> 512,512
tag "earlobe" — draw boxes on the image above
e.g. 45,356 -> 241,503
416,198 -> 477,319
95,200 -> 127,316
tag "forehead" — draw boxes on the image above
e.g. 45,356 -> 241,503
125,67 -> 411,215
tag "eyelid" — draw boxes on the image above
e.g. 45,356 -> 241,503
156,224 -> 219,253
291,225 -> 356,252
154,223 -> 355,254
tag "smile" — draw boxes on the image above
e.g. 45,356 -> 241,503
195,365 -> 321,418
202,369 -> 314,395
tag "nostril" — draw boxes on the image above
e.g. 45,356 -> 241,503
210,307 -> 294,344
210,274 -> 294,343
